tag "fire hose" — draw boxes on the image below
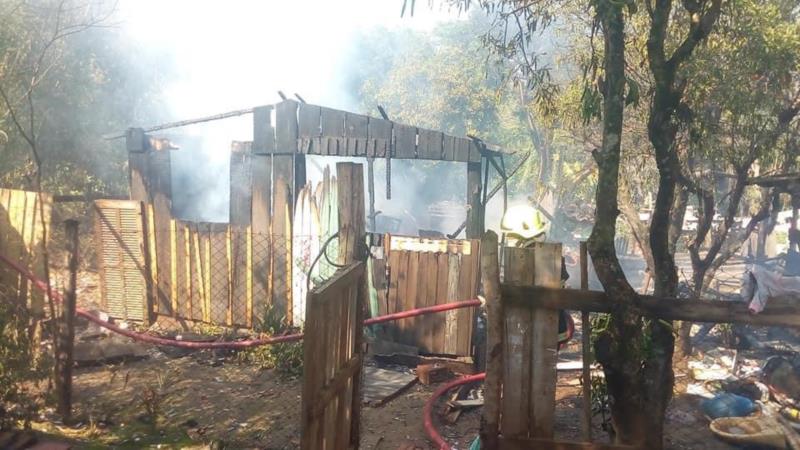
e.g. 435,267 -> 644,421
0,251 -> 480,348
0,252 -> 486,447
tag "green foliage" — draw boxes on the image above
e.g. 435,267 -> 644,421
240,305 -> 303,378
0,288 -> 50,429
0,0 -> 173,195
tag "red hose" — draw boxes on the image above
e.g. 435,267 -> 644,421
0,252 -> 479,349
423,373 -> 486,450
363,299 -> 481,326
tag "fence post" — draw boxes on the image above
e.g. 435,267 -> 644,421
57,219 -> 78,422
336,162 -> 366,448
580,241 -> 593,441
479,231 -> 502,449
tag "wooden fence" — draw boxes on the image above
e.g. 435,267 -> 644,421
479,232 -> 800,450
377,235 -> 480,356
300,262 -> 365,450
0,188 -> 52,315
94,199 -> 284,327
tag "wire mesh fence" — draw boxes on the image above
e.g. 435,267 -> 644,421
98,222 -> 343,330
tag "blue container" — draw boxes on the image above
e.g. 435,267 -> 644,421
701,393 -> 756,419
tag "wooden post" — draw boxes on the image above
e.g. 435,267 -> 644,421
480,231 -> 502,449
580,241 -> 592,442
273,100 -> 299,322
252,106 -> 274,324
57,219 -> 78,422
503,244 -> 561,439
466,161 -> 483,239
127,128 -> 173,317
336,162 -> 366,448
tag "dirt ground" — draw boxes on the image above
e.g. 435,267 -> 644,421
43,351 -> 734,450
31,268 -> 784,449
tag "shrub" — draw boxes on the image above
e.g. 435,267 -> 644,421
239,304 -> 303,378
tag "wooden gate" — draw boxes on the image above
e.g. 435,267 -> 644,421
379,235 -> 479,356
300,261 -> 365,449
0,188 -> 52,315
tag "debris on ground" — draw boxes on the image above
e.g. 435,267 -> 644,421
362,366 -> 418,406
416,364 -> 452,385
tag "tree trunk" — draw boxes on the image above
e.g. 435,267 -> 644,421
587,2 -> 668,447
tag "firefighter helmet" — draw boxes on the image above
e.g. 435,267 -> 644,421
500,205 -> 549,242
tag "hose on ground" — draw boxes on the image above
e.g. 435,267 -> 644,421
423,373 -> 486,450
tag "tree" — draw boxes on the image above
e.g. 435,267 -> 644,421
347,14 -> 596,235
405,0 -> 800,446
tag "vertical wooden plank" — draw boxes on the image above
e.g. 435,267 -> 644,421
417,128 -> 444,160
320,107 -> 346,156
404,250 -> 420,346
230,225 -> 249,326
209,225 -> 229,325
530,243 -> 561,439
246,226 -> 253,328
468,139 -> 482,163
182,223 -> 193,319
466,162 -> 483,239
456,240 -> 480,356
367,117 -> 391,158
386,241 -> 401,342
226,226 -> 234,326
345,112 -> 369,156
454,137 -> 472,162
251,149 -> 271,325
252,105 -> 275,154
336,162 -> 366,448
420,252 -> 438,353
480,231 -> 502,449
443,134 -> 457,161
433,252 -> 449,353
444,254 -> 462,354
273,100 -> 298,323
395,250 -> 410,343
298,103 -> 322,154
191,225 -> 204,322
126,128 -> 149,203
230,141 -> 253,227
502,247 -> 536,438
169,219 -> 178,316
301,290 -> 322,449
393,123 -> 417,159
204,225 -> 213,323
580,241 -> 592,442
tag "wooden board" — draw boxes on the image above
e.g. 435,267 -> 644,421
252,105 -> 275,154
345,113 -> 369,156
298,103 -> 322,154
320,107 -> 346,156
383,235 -> 479,356
417,128 -> 444,160
251,152 -> 272,323
229,141 -> 253,226
501,245 -> 561,440
394,124 -> 417,159
367,117 -> 392,158
273,100 -> 297,323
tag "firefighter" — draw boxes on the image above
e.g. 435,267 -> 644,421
500,205 -> 574,347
